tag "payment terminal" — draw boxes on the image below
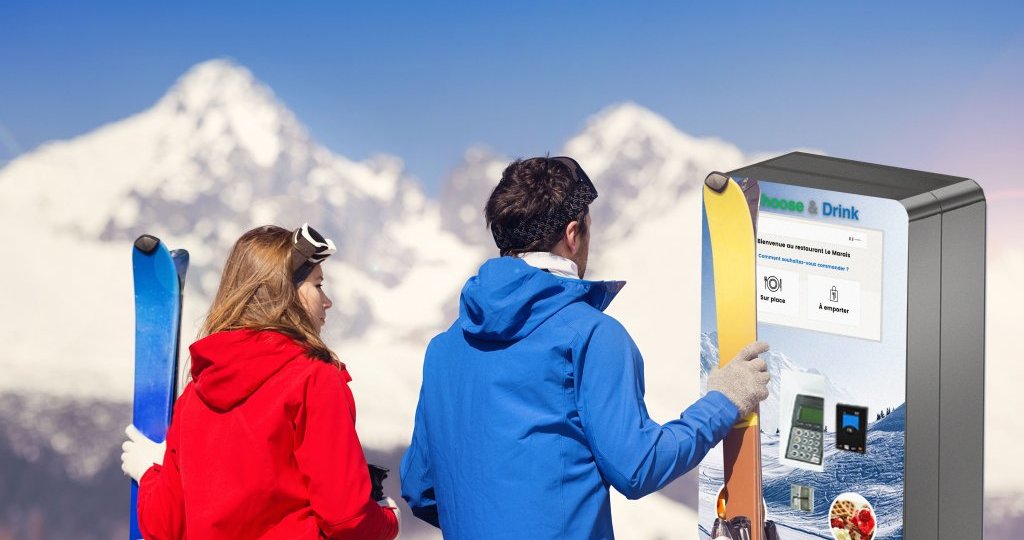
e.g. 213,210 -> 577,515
785,394 -> 825,465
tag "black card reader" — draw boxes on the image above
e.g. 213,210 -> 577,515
835,404 -> 868,453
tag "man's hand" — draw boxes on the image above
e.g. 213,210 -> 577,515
707,341 -> 771,417
120,424 -> 165,482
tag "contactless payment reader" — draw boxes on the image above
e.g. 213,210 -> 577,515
836,404 -> 868,454
698,153 -> 985,540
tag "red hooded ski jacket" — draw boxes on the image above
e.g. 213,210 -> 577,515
138,329 -> 398,540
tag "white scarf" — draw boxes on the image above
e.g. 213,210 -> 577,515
516,252 -> 580,279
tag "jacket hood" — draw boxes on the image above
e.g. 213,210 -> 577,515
459,257 -> 625,342
189,330 -> 308,411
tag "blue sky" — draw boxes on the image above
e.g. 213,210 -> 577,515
1,1 -> 1022,201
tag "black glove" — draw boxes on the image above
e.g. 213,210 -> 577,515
368,464 -> 389,502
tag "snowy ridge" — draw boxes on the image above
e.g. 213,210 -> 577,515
0,60 -> 463,361
438,102 -> 755,251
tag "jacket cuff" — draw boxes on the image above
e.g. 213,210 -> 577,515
139,463 -> 162,487
702,390 -> 741,427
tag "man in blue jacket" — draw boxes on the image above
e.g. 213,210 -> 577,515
401,156 -> 770,539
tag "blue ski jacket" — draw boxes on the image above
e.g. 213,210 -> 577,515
400,257 -> 740,539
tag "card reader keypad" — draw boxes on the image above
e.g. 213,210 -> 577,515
786,427 -> 823,464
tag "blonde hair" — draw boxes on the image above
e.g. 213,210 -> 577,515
201,225 -> 338,365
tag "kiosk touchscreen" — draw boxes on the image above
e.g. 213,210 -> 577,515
698,153 -> 985,540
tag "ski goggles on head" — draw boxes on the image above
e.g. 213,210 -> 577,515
494,156 -> 598,252
290,223 -> 337,275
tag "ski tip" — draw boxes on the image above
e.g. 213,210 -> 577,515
134,234 -> 161,254
705,171 -> 730,193
170,249 -> 190,264
171,249 -> 190,284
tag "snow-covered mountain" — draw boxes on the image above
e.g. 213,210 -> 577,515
0,60 -> 459,346
0,60 -> 484,399
2,58 -> 1020,539
439,145 -> 508,247
439,102 -> 750,252
563,102 -> 745,243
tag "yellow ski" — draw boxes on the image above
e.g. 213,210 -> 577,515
703,172 -> 764,540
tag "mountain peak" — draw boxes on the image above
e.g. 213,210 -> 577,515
592,101 -> 676,130
149,58 -> 308,170
572,102 -> 683,149
179,58 -> 255,86
561,102 -> 746,241
159,58 -> 269,113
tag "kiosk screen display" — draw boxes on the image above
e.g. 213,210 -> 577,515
755,212 -> 884,341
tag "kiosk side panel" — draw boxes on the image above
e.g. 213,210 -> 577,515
938,200 -> 986,540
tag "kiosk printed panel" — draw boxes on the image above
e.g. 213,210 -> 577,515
699,180 -> 909,540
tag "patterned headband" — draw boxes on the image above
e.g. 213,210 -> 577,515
493,156 -> 598,252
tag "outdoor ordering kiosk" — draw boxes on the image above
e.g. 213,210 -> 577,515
698,152 -> 985,540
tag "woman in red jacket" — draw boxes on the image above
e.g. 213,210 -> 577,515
120,224 -> 400,540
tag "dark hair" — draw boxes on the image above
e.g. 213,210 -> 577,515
484,157 -> 592,256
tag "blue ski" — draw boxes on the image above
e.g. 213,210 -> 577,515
129,235 -> 188,540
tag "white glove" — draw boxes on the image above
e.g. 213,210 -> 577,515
120,424 -> 166,482
707,341 -> 771,417
377,496 -> 401,539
